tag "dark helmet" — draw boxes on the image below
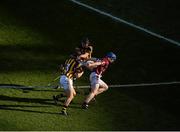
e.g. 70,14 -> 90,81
106,52 -> 117,61
81,37 -> 90,45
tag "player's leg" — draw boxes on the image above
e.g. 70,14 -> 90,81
85,79 -> 108,104
82,84 -> 99,109
53,75 -> 66,104
85,84 -> 99,103
96,79 -> 108,96
61,78 -> 75,115
82,72 -> 99,109
63,86 -> 76,106
55,75 -> 75,115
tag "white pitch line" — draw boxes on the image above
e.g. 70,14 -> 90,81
69,0 -> 180,47
77,81 -> 180,89
0,81 -> 180,89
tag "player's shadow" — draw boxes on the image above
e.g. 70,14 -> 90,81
0,95 -> 54,105
0,84 -> 83,111
0,84 -> 60,93
0,95 -> 81,115
0,94 -> 81,110
25,89 -> 59,92
0,84 -> 34,91
0,104 -> 59,115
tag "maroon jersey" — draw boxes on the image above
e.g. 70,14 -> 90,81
93,57 -> 110,75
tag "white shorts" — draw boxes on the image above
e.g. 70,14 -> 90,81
89,72 -> 107,89
60,75 -> 73,91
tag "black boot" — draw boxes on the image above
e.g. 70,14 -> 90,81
82,102 -> 89,109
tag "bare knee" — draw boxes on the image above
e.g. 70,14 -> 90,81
104,85 -> 108,91
68,95 -> 74,100
67,92 -> 74,100
100,85 -> 108,91
73,92 -> 76,96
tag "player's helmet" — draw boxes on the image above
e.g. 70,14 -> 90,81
106,52 -> 116,61
81,37 -> 90,46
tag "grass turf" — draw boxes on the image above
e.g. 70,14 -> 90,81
0,0 -> 180,130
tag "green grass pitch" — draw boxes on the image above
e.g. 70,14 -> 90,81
0,0 -> 180,130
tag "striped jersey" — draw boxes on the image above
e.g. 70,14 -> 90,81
62,58 -> 82,79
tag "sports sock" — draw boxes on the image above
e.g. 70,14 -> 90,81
62,105 -> 68,110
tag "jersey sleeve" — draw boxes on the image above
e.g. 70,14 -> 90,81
101,60 -> 106,65
101,58 -> 109,66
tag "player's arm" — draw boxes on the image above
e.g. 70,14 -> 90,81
78,52 -> 90,60
86,60 -> 104,69
74,67 -> 84,79
75,70 -> 84,79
